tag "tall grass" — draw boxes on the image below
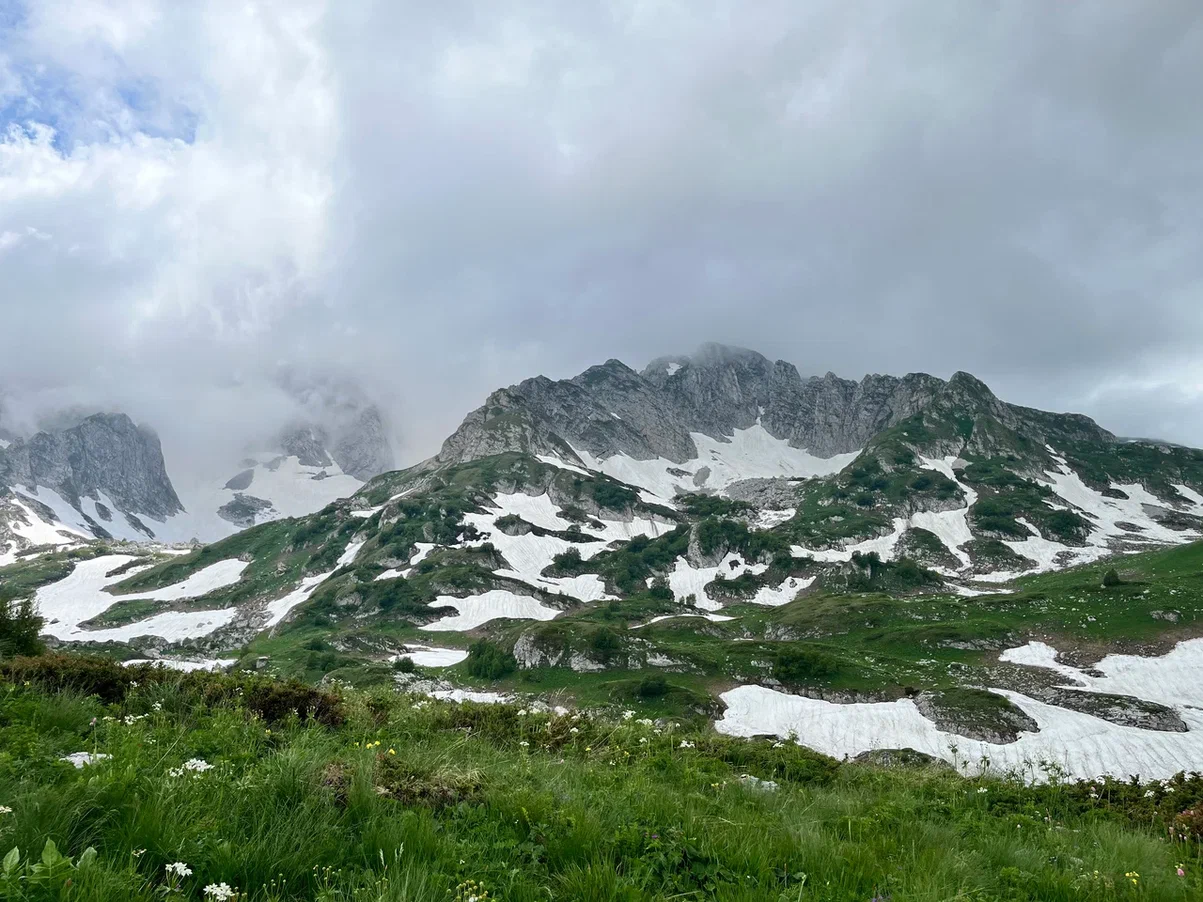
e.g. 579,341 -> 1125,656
0,662 -> 1199,901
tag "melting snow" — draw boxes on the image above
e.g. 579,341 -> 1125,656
571,425 -> 857,502
718,638 -> 1203,781
123,658 -> 236,672
34,555 -> 248,640
426,688 -> 510,704
263,571 -> 332,627
667,554 -> 766,610
665,362 -> 682,376
392,645 -> 469,667
632,611 -> 735,628
419,590 -> 560,631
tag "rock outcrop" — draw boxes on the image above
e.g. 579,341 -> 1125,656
1,413 -> 183,521
433,342 -> 1114,470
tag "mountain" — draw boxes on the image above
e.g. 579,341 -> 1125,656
200,382 -> 395,532
8,344 -> 1203,780
0,382 -> 396,558
0,413 -> 189,563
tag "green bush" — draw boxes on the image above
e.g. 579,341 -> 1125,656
393,655 -> 416,673
0,596 -> 45,659
772,646 -> 839,684
636,674 -> 668,698
465,640 -> 516,680
1102,568 -> 1122,587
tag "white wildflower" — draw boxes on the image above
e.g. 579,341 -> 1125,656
679,740 -> 694,749
166,862 -> 192,877
977,787 -> 988,794
637,718 -> 653,726
639,737 -> 648,744
0,806 -> 11,815
204,882 -> 236,900
622,710 -> 634,721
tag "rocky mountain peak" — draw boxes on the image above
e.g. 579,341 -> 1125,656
1,411 -> 183,523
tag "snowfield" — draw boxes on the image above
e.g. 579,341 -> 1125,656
717,638 -> 1203,781
34,555 -> 248,641
419,590 -> 561,631
568,424 -> 857,502
391,645 -> 469,667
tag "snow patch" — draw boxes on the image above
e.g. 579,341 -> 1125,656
123,658 -> 236,672
419,590 -> 561,631
719,638 -> 1203,781
571,425 -> 857,502
392,645 -> 469,667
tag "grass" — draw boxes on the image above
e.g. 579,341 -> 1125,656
1,656 -> 1201,901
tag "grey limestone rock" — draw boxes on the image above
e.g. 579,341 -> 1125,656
1,413 -> 183,523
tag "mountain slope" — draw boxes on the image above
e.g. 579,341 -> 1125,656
9,344 -> 1203,780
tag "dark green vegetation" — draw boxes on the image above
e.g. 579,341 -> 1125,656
1,655 -> 1201,901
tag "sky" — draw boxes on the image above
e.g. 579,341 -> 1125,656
2,0 -> 1202,475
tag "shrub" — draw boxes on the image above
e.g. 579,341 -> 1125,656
0,654 -> 345,726
636,674 -> 668,698
465,641 -> 516,680
1102,568 -> 1122,587
772,646 -> 839,684
0,596 -> 45,659
393,656 -> 416,673
648,577 -> 673,601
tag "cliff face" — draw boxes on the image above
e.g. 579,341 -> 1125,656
1,412 -> 183,520
435,343 -> 1111,470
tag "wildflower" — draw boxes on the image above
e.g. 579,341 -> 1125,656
772,741 -> 784,749
517,709 -> 528,716
1145,789 -> 1156,798
569,727 -> 579,734
133,849 -> 147,858
679,740 -> 694,749
166,862 -> 193,877
977,787 -> 988,794
0,806 -> 11,815
152,701 -> 163,712
130,680 -> 139,688
584,746 -> 592,752
639,737 -> 648,744
204,882 -> 237,900
622,710 -> 634,720
388,748 -> 396,755
265,729 -> 271,736
1177,864 -> 1186,877
637,718 -> 653,726
89,717 -> 97,727
1125,871 -> 1139,885
519,741 -> 529,747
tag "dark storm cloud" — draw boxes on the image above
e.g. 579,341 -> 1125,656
2,0 -> 1202,469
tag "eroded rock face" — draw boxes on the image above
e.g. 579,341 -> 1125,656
433,343 -> 1115,471
1,413 -> 183,521
218,493 -> 275,528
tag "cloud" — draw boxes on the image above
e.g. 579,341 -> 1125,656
2,0 -> 1203,467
